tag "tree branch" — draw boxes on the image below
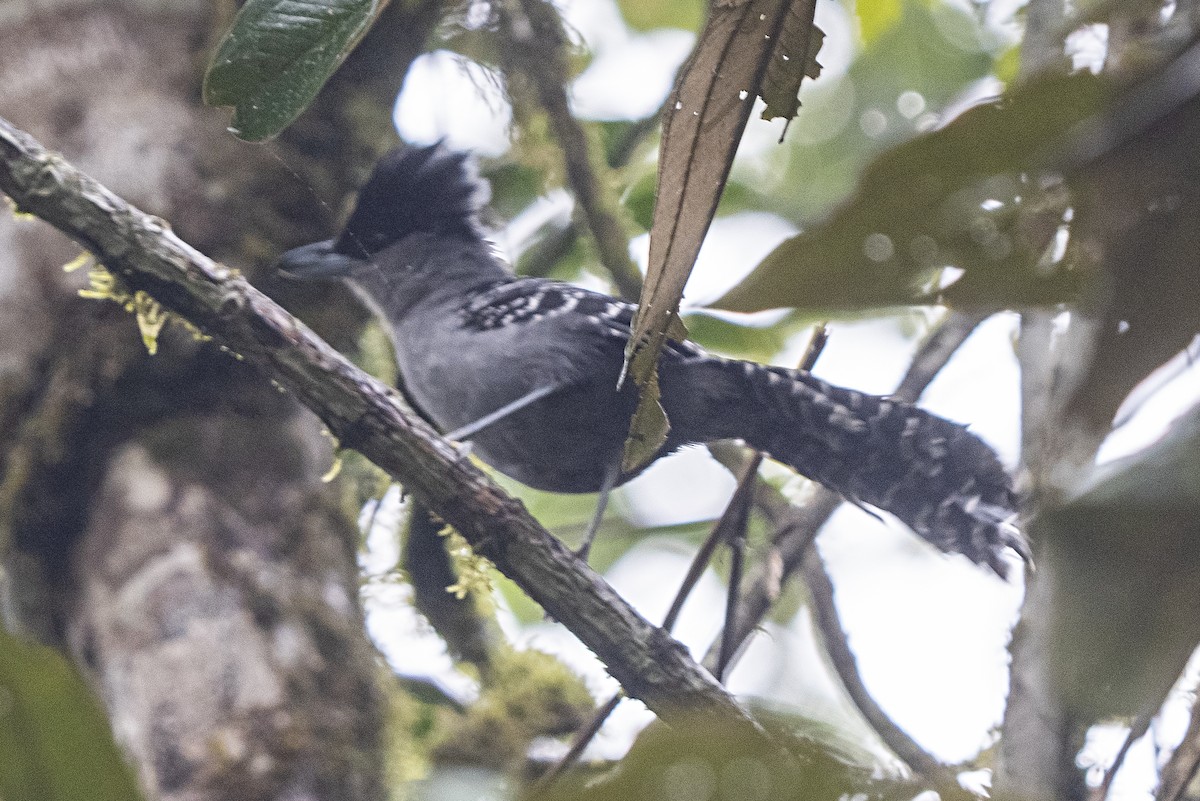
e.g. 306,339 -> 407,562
0,116 -> 757,735
802,550 -> 972,800
1159,695 -> 1200,801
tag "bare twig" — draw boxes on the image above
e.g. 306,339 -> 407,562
535,693 -> 623,788
802,550 -> 971,799
717,461 -> 753,679
1089,713 -> 1151,801
0,115 -> 760,734
516,84 -> 667,280
539,452 -> 764,785
498,0 -> 643,299
1159,694 -> 1200,801
710,311 -> 985,659
706,311 -> 988,795
894,311 -> 988,399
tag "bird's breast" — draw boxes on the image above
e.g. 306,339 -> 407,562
391,318 -> 645,493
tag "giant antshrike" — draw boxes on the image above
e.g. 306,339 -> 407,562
280,145 -> 1025,577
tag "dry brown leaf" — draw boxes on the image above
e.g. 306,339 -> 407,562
621,0 -> 820,471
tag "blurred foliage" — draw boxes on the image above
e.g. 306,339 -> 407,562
432,647 -> 593,770
387,646 -> 591,795
714,70 -> 1111,313
1060,76 -> 1200,440
482,161 -> 549,221
762,0 -> 999,225
855,0 -> 903,44
531,707 -> 902,801
489,459 -> 770,553
681,312 -> 794,361
613,0 -> 1012,340
441,4 -> 594,81
622,169 -> 657,233
386,675 -> 451,795
0,628 -> 142,801
1037,405 -> 1200,721
615,0 -> 707,33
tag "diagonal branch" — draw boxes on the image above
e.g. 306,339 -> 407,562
802,550 -> 972,800
0,115 -> 758,736
1159,693 -> 1200,801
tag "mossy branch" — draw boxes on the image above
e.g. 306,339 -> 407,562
0,115 -> 758,736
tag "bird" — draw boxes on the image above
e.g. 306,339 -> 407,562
278,144 -> 1027,577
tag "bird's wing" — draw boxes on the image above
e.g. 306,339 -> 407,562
460,277 -> 703,358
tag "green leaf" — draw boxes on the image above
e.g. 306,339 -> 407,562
203,0 -> 385,141
712,70 -> 1112,313
482,161 -> 546,220
621,170 -> 656,232
616,0 -> 707,32
540,707 -> 882,801
682,311 -> 795,361
0,628 -> 142,801
764,0 -> 1000,226
855,0 -> 902,43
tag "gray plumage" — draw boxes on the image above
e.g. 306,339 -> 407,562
279,145 -> 1026,577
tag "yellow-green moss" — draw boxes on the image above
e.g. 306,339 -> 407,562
65,255 -> 211,355
431,646 -> 592,771
438,526 -> 495,601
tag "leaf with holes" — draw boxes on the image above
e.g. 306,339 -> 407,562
760,9 -> 824,122
623,0 -> 819,470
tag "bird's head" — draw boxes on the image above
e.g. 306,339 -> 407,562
278,143 -> 491,284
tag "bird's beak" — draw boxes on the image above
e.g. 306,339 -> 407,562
277,240 -> 361,280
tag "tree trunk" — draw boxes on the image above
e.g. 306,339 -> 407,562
0,1 -> 435,797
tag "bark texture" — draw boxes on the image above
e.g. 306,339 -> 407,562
0,0 -> 437,797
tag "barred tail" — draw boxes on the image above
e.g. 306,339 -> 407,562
663,358 -> 1026,577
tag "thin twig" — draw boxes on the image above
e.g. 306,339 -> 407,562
709,311 -> 984,658
797,324 -> 831,373
541,321 -> 833,784
705,311 -> 988,794
1089,713 -> 1151,801
1159,691 -> 1200,801
498,0 -> 643,299
716,453 -> 762,679
517,85 -> 667,280
538,451 -> 764,786
803,550 -> 970,799
711,322 -> 831,667
535,693 -> 622,789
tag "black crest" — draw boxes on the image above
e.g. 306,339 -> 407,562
334,143 -> 489,258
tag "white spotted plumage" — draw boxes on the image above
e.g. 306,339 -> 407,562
459,277 -> 705,358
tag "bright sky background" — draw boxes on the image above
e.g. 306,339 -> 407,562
375,1 -> 1200,797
